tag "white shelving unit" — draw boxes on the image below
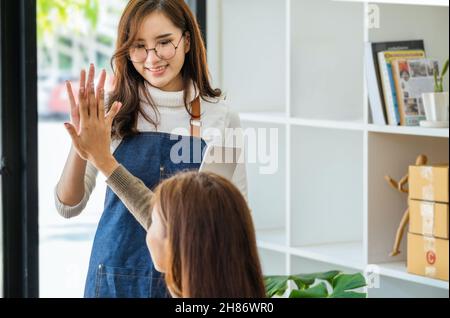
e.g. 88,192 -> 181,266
208,0 -> 449,297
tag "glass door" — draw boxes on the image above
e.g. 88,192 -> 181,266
37,0 -> 206,298
37,0 -> 128,297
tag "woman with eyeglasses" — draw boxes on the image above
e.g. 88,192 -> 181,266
54,0 -> 247,298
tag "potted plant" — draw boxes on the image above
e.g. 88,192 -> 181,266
265,270 -> 367,298
421,59 -> 449,127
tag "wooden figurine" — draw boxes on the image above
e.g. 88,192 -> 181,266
385,154 -> 428,257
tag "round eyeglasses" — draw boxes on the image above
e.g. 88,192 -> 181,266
129,34 -> 185,63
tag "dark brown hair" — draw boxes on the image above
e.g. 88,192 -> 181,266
151,172 -> 266,298
109,0 -> 222,138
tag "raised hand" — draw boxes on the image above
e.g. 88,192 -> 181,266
64,64 -> 122,177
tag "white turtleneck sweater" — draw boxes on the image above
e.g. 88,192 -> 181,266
54,82 -> 247,219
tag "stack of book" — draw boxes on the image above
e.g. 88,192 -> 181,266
365,40 -> 439,126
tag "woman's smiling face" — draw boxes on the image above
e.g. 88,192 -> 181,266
130,11 -> 190,92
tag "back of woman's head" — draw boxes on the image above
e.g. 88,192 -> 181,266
152,172 -> 266,298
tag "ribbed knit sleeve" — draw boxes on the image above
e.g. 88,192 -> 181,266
54,161 -> 98,219
105,165 -> 154,230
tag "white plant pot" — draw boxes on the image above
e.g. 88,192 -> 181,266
422,92 -> 449,123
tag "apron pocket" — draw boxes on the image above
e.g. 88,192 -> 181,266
95,264 -> 152,298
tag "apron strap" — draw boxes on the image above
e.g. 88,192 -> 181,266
190,96 -> 202,138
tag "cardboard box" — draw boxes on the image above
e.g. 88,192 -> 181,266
409,165 -> 449,203
409,199 -> 449,239
407,232 -> 449,281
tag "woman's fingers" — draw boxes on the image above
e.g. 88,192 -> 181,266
66,81 -> 77,107
64,122 -> 80,148
106,102 -> 122,125
79,69 -> 86,97
78,64 -> 107,125
97,69 -> 107,121
64,122 -> 88,160
66,81 -> 80,128
87,64 -> 96,118
78,69 -> 89,124
98,87 -> 105,123
87,63 -> 95,84
88,81 -> 96,119
97,69 -> 106,93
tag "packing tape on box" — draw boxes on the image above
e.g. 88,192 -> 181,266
425,266 -> 437,278
420,166 -> 434,181
420,202 -> 435,236
423,236 -> 437,278
423,236 -> 436,253
420,167 -> 435,201
422,184 -> 435,202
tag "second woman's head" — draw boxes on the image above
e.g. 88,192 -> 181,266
147,172 -> 266,298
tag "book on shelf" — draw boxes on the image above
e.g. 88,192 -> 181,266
378,50 -> 426,126
392,58 -> 439,126
364,40 -> 425,126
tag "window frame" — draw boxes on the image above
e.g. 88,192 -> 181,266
0,0 -> 39,298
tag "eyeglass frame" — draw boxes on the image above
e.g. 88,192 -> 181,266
128,32 -> 186,63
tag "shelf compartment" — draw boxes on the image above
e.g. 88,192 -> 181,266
377,261 -> 449,290
290,0 -> 364,121
369,275 -> 448,298
220,0 -> 286,113
242,121 -> 287,236
290,117 -> 365,131
368,124 -> 449,138
240,113 -> 367,131
256,228 -> 287,252
289,241 -> 364,270
290,126 -> 364,246
239,112 -> 288,124
258,249 -> 287,276
367,133 -> 449,264
368,3 -> 449,90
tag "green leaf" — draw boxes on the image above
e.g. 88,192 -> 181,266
441,59 -> 449,79
332,273 -> 367,295
330,291 -> 367,298
265,271 -> 367,298
289,282 -> 329,298
290,270 -> 341,289
264,276 -> 289,298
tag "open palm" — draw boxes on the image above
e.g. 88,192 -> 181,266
64,64 -> 121,165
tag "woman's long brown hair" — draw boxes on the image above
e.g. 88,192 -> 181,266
152,172 -> 266,298
109,0 -> 222,139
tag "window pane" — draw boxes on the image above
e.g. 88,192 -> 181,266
37,0 -> 128,297
38,0 -> 200,298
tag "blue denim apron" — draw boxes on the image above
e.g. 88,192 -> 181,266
84,132 -> 206,298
